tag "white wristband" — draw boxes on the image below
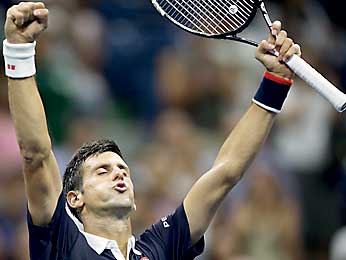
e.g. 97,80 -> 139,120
3,39 -> 36,78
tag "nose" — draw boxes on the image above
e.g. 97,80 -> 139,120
111,167 -> 125,181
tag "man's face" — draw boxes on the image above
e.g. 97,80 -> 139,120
80,151 -> 135,218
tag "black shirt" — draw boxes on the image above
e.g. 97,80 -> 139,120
27,192 -> 205,259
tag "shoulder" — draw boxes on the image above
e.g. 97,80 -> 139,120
27,191 -> 67,229
135,204 -> 205,259
144,204 -> 188,238
27,192 -> 81,259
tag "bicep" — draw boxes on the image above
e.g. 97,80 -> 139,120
184,163 -> 237,244
24,150 -> 62,226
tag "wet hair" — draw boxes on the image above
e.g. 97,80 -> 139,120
63,139 -> 123,221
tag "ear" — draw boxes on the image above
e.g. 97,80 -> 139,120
133,203 -> 137,211
66,190 -> 84,209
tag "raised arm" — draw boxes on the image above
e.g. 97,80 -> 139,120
184,22 -> 302,243
4,2 -> 62,225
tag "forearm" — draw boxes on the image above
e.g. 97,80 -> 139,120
214,104 -> 275,180
184,22 -> 300,244
3,2 -> 63,226
8,76 -> 52,161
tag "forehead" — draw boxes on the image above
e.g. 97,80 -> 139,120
83,151 -> 127,170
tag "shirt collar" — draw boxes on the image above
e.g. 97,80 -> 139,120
82,232 -> 142,259
65,203 -> 142,258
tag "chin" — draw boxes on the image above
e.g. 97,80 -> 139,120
110,199 -> 134,212
114,202 -> 133,210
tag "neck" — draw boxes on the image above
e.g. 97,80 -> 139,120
83,214 -> 132,257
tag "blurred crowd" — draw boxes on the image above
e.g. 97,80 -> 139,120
0,0 -> 346,259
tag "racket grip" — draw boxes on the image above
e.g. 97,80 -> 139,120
285,54 -> 346,112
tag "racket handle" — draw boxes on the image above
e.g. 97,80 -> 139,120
285,54 -> 346,112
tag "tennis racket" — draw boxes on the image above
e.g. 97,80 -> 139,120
150,0 -> 346,112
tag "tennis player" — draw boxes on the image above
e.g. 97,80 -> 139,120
3,2 -> 301,260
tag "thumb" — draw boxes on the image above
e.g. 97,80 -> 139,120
256,40 -> 275,59
25,8 -> 49,41
22,20 -> 48,42
33,8 -> 49,25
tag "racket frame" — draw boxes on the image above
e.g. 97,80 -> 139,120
151,0 -> 346,112
151,0 -> 262,46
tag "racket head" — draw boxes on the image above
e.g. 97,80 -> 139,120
151,0 -> 260,39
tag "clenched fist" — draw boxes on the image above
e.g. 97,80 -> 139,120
5,2 -> 49,44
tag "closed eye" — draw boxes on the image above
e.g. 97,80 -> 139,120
96,167 -> 108,175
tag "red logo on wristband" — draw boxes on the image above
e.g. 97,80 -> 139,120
7,64 -> 16,70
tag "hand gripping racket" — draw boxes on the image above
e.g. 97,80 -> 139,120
151,0 -> 346,112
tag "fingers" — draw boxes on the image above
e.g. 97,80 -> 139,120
271,21 -> 281,36
269,20 -> 281,43
267,21 -> 301,62
275,30 -> 287,51
278,36 -> 292,61
18,2 -> 45,12
284,44 -> 301,61
255,39 -> 275,62
24,20 -> 48,42
24,8 -> 49,41
258,40 -> 275,54
267,20 -> 281,45
7,7 -> 24,26
33,9 -> 49,27
257,20 -> 301,79
5,2 -> 48,43
276,32 -> 301,62
7,2 -> 46,27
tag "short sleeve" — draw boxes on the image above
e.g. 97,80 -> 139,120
27,192 -> 79,260
142,204 -> 205,259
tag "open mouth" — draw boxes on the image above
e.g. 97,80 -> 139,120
113,181 -> 128,193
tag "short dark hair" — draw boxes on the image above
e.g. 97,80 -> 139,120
63,139 -> 123,221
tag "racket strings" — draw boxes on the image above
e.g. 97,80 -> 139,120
185,0 -> 240,32
172,0 -> 222,33
156,0 -> 256,35
188,0 -> 231,32
227,0 -> 253,23
162,0 -> 221,32
161,0 -> 222,33
203,0 -> 241,30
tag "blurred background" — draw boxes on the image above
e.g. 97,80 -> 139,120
0,0 -> 346,259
